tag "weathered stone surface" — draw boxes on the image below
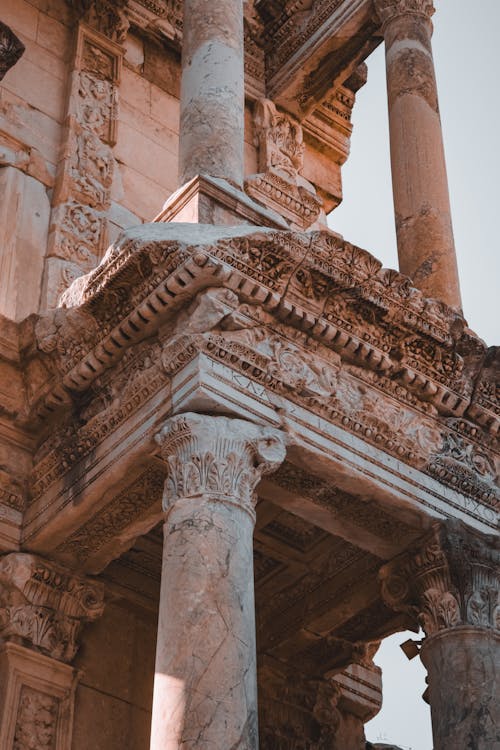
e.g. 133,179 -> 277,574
150,413 -> 286,748
421,628 -> 500,750
375,0 -> 462,308
179,0 -> 245,186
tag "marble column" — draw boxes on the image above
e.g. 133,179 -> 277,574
380,521 -> 500,750
151,413 -> 286,750
179,0 -> 245,187
375,0 -> 462,309
0,553 -> 105,750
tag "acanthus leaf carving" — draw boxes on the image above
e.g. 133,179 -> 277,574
380,521 -> 500,637
154,413 -> 287,516
0,554 -> 105,663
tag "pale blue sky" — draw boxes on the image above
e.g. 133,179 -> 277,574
328,2 -> 499,747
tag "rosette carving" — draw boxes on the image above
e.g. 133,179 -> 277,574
380,521 -> 500,637
155,413 -> 287,516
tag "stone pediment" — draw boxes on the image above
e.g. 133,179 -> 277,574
17,223 -> 497,571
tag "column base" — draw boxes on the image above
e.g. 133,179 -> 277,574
154,174 -> 289,229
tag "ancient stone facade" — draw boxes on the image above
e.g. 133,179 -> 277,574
0,1 -> 498,749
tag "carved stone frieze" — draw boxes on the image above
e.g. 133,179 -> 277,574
0,22 -> 25,81
380,521 -> 500,636
245,99 -> 323,228
55,466 -> 166,565
0,554 -> 104,662
28,226 -> 499,523
155,413 -> 287,517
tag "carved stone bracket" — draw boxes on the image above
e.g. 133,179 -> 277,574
0,22 -> 25,81
0,553 -> 105,662
245,98 -> 323,228
380,520 -> 500,637
154,412 -> 287,517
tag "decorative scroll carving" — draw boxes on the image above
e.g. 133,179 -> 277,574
245,99 -> 323,228
13,686 -> 59,750
0,554 -> 104,662
374,0 -> 435,26
380,521 -> 500,636
155,413 -> 287,516
0,21 -> 25,81
43,22 -> 123,307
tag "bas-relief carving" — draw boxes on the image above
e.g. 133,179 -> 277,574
245,99 -> 324,228
380,521 -> 500,636
13,687 -> 58,750
44,22 -> 123,307
0,22 -> 25,81
0,554 -> 104,662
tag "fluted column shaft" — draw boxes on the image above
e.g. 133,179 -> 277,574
376,0 -> 462,308
179,0 -> 245,187
150,413 -> 286,750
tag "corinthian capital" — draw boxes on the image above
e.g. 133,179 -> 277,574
374,0 -> 435,26
380,521 -> 500,637
0,554 -> 104,663
155,413 -> 287,516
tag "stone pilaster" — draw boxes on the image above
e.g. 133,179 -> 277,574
150,413 -> 286,750
374,0 -> 462,309
41,6 -> 127,309
0,21 -> 25,81
179,0 -> 245,187
380,521 -> 500,750
0,553 -> 105,750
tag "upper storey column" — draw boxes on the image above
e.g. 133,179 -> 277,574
374,0 -> 462,309
179,0 -> 245,187
150,413 -> 286,749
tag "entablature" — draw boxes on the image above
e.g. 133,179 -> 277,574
10,223 -> 498,573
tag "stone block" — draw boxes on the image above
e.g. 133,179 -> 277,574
0,167 -> 49,321
149,86 -> 180,134
120,65 -> 151,116
1,0 -> 39,42
2,54 -> 66,124
36,11 -> 71,61
114,120 -> 177,190
118,163 -> 175,221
